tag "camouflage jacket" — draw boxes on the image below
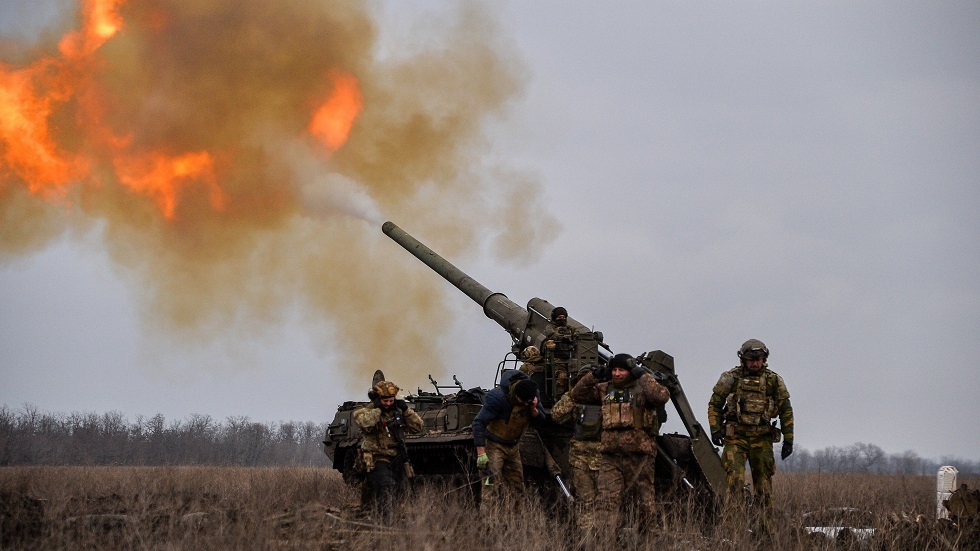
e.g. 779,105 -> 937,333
553,392 -> 602,470
353,404 -> 423,458
519,355 -> 546,375
550,392 -> 577,425
707,366 -> 794,443
569,372 -> 670,455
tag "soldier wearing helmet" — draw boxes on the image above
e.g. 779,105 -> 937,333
707,339 -> 794,532
518,345 -> 552,406
569,353 -> 670,540
352,380 -> 423,524
519,345 -> 543,371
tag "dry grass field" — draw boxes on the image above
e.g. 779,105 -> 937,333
0,466 -> 976,550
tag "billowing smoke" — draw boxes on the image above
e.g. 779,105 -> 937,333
0,0 -> 559,389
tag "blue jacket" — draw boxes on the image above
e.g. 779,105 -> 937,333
472,369 -> 546,447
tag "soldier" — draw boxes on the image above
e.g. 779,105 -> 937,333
707,339 -> 794,530
518,345 -> 552,406
543,306 -> 577,400
551,367 -> 603,537
352,380 -> 423,524
570,353 -> 670,538
472,370 -> 546,511
518,345 -> 544,375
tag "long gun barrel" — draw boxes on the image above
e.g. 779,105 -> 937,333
383,221 -> 528,337
383,221 -> 588,348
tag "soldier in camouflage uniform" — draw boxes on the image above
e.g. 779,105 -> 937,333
352,380 -> 423,524
518,345 -> 549,402
543,306 -> 576,401
570,353 -> 670,538
551,367 -> 603,536
707,339 -> 794,529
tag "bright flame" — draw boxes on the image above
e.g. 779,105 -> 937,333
114,150 -> 225,219
308,71 -> 363,152
0,62 -> 87,195
0,0 -> 229,219
59,0 -> 127,60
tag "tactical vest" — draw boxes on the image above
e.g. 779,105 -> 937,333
724,370 -> 778,427
573,404 -> 602,441
600,385 -> 658,433
549,326 -> 576,360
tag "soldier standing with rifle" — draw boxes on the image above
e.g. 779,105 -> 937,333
352,380 -> 423,524
707,339 -> 794,533
570,353 -> 670,540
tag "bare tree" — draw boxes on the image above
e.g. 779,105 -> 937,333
890,449 -> 924,475
852,442 -> 886,473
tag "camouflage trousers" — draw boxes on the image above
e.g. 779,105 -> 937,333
481,439 -> 524,513
554,361 -> 570,397
595,451 -> 657,536
569,440 -> 601,534
721,430 -> 776,529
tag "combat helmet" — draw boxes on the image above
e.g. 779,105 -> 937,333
737,339 -> 769,361
522,345 -> 540,360
373,380 -> 400,398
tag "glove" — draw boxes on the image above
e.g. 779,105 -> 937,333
630,366 -> 647,380
394,399 -> 408,412
711,430 -> 725,447
476,453 -> 489,470
590,364 -> 610,382
781,441 -> 793,460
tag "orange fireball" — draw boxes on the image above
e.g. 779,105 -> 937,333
308,71 -> 363,152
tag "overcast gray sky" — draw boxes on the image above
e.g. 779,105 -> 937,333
1,1 -> 977,461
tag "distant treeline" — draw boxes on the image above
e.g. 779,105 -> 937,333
779,441 -> 978,476
1,405 -> 976,474
0,405 -> 329,467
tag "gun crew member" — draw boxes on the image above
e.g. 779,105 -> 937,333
551,367 -> 603,538
352,380 -> 423,524
570,353 -> 670,539
472,370 -> 546,512
542,306 -> 577,401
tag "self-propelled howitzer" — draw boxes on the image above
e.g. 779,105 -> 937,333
379,221 -> 728,503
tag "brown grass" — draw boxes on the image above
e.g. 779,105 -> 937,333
0,467 -> 976,550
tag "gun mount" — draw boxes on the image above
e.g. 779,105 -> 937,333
323,221 -> 728,509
